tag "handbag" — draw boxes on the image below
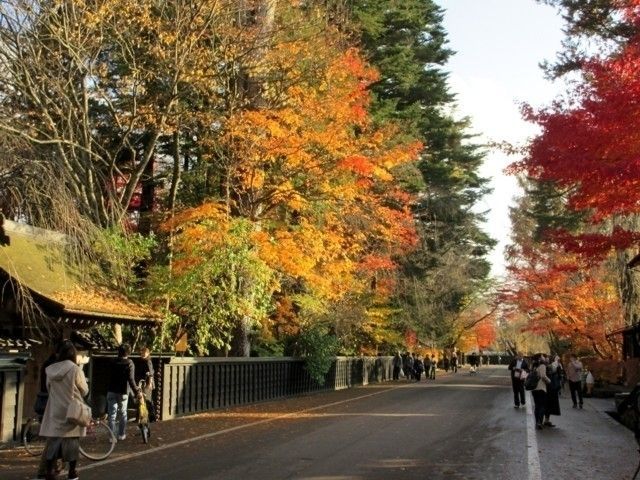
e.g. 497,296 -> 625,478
66,398 -> 91,427
65,368 -> 91,427
33,391 -> 49,415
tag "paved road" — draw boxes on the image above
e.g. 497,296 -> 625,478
78,367 -> 531,479
7,366 -> 637,479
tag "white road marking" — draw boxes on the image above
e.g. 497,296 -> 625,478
526,400 -> 542,480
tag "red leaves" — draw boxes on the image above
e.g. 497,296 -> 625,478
548,228 -> 640,260
513,9 -> 640,258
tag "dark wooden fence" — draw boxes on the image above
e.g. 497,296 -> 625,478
159,356 -> 393,420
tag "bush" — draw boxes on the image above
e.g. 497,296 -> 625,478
293,324 -> 339,386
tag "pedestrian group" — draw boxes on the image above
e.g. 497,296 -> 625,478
509,351 -> 590,431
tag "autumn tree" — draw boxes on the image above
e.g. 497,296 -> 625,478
159,5 -> 421,355
511,1 -> 640,327
501,181 -> 624,358
0,0 -> 254,228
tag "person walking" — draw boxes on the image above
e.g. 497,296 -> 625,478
531,353 -> 551,430
403,352 -> 414,381
443,355 -> 450,372
137,347 -> 155,393
423,355 -> 431,380
451,352 -> 458,373
429,354 -> 437,379
565,354 -> 584,409
392,352 -> 403,381
35,349 -> 59,479
543,355 -> 563,427
38,340 -> 88,480
137,346 -> 156,421
107,344 -> 142,441
585,367 -> 595,396
508,352 -> 529,408
413,355 -> 425,381
469,352 -> 479,374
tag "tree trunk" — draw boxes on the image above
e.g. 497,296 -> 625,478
617,249 -> 640,325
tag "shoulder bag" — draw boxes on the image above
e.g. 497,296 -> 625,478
65,367 -> 92,427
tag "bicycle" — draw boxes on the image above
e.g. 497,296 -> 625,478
137,380 -> 151,444
23,415 -> 46,456
79,416 -> 116,460
23,415 -> 116,461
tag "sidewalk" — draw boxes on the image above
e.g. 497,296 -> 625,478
534,390 -> 639,479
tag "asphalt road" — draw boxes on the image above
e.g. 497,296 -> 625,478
78,366 -> 530,480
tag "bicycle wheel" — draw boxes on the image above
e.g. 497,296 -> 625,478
23,417 -> 46,456
79,420 -> 116,461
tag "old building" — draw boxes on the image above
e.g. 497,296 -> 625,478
0,217 -> 161,445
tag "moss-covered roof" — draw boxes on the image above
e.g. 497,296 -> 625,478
0,219 -> 161,325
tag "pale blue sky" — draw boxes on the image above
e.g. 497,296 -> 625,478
434,0 -> 566,276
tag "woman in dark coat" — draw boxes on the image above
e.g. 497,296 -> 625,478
544,355 -> 563,427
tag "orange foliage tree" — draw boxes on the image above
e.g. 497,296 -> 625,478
163,10 -> 421,354
501,244 -> 622,358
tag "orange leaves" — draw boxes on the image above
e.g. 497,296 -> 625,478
473,321 -> 497,349
502,246 -> 623,356
339,155 -> 376,176
163,7 -> 422,335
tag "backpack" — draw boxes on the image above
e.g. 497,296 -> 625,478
525,368 -> 539,391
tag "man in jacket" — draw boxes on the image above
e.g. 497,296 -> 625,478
107,344 -> 142,441
565,353 -> 584,409
508,352 -> 529,408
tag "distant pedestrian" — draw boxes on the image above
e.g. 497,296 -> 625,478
508,352 -> 529,408
451,353 -> 458,373
392,352 -> 403,381
585,368 -> 595,396
403,352 -> 414,381
429,354 -> 436,379
565,354 -> 584,409
38,340 -> 88,480
414,355 -> 425,381
107,344 -> 142,441
469,352 -> 479,373
543,355 -> 563,427
443,355 -> 450,372
531,353 -> 551,430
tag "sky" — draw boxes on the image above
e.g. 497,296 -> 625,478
434,0 -> 567,277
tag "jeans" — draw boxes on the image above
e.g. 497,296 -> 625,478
532,390 -> 546,425
569,380 -> 583,406
107,392 -> 129,438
